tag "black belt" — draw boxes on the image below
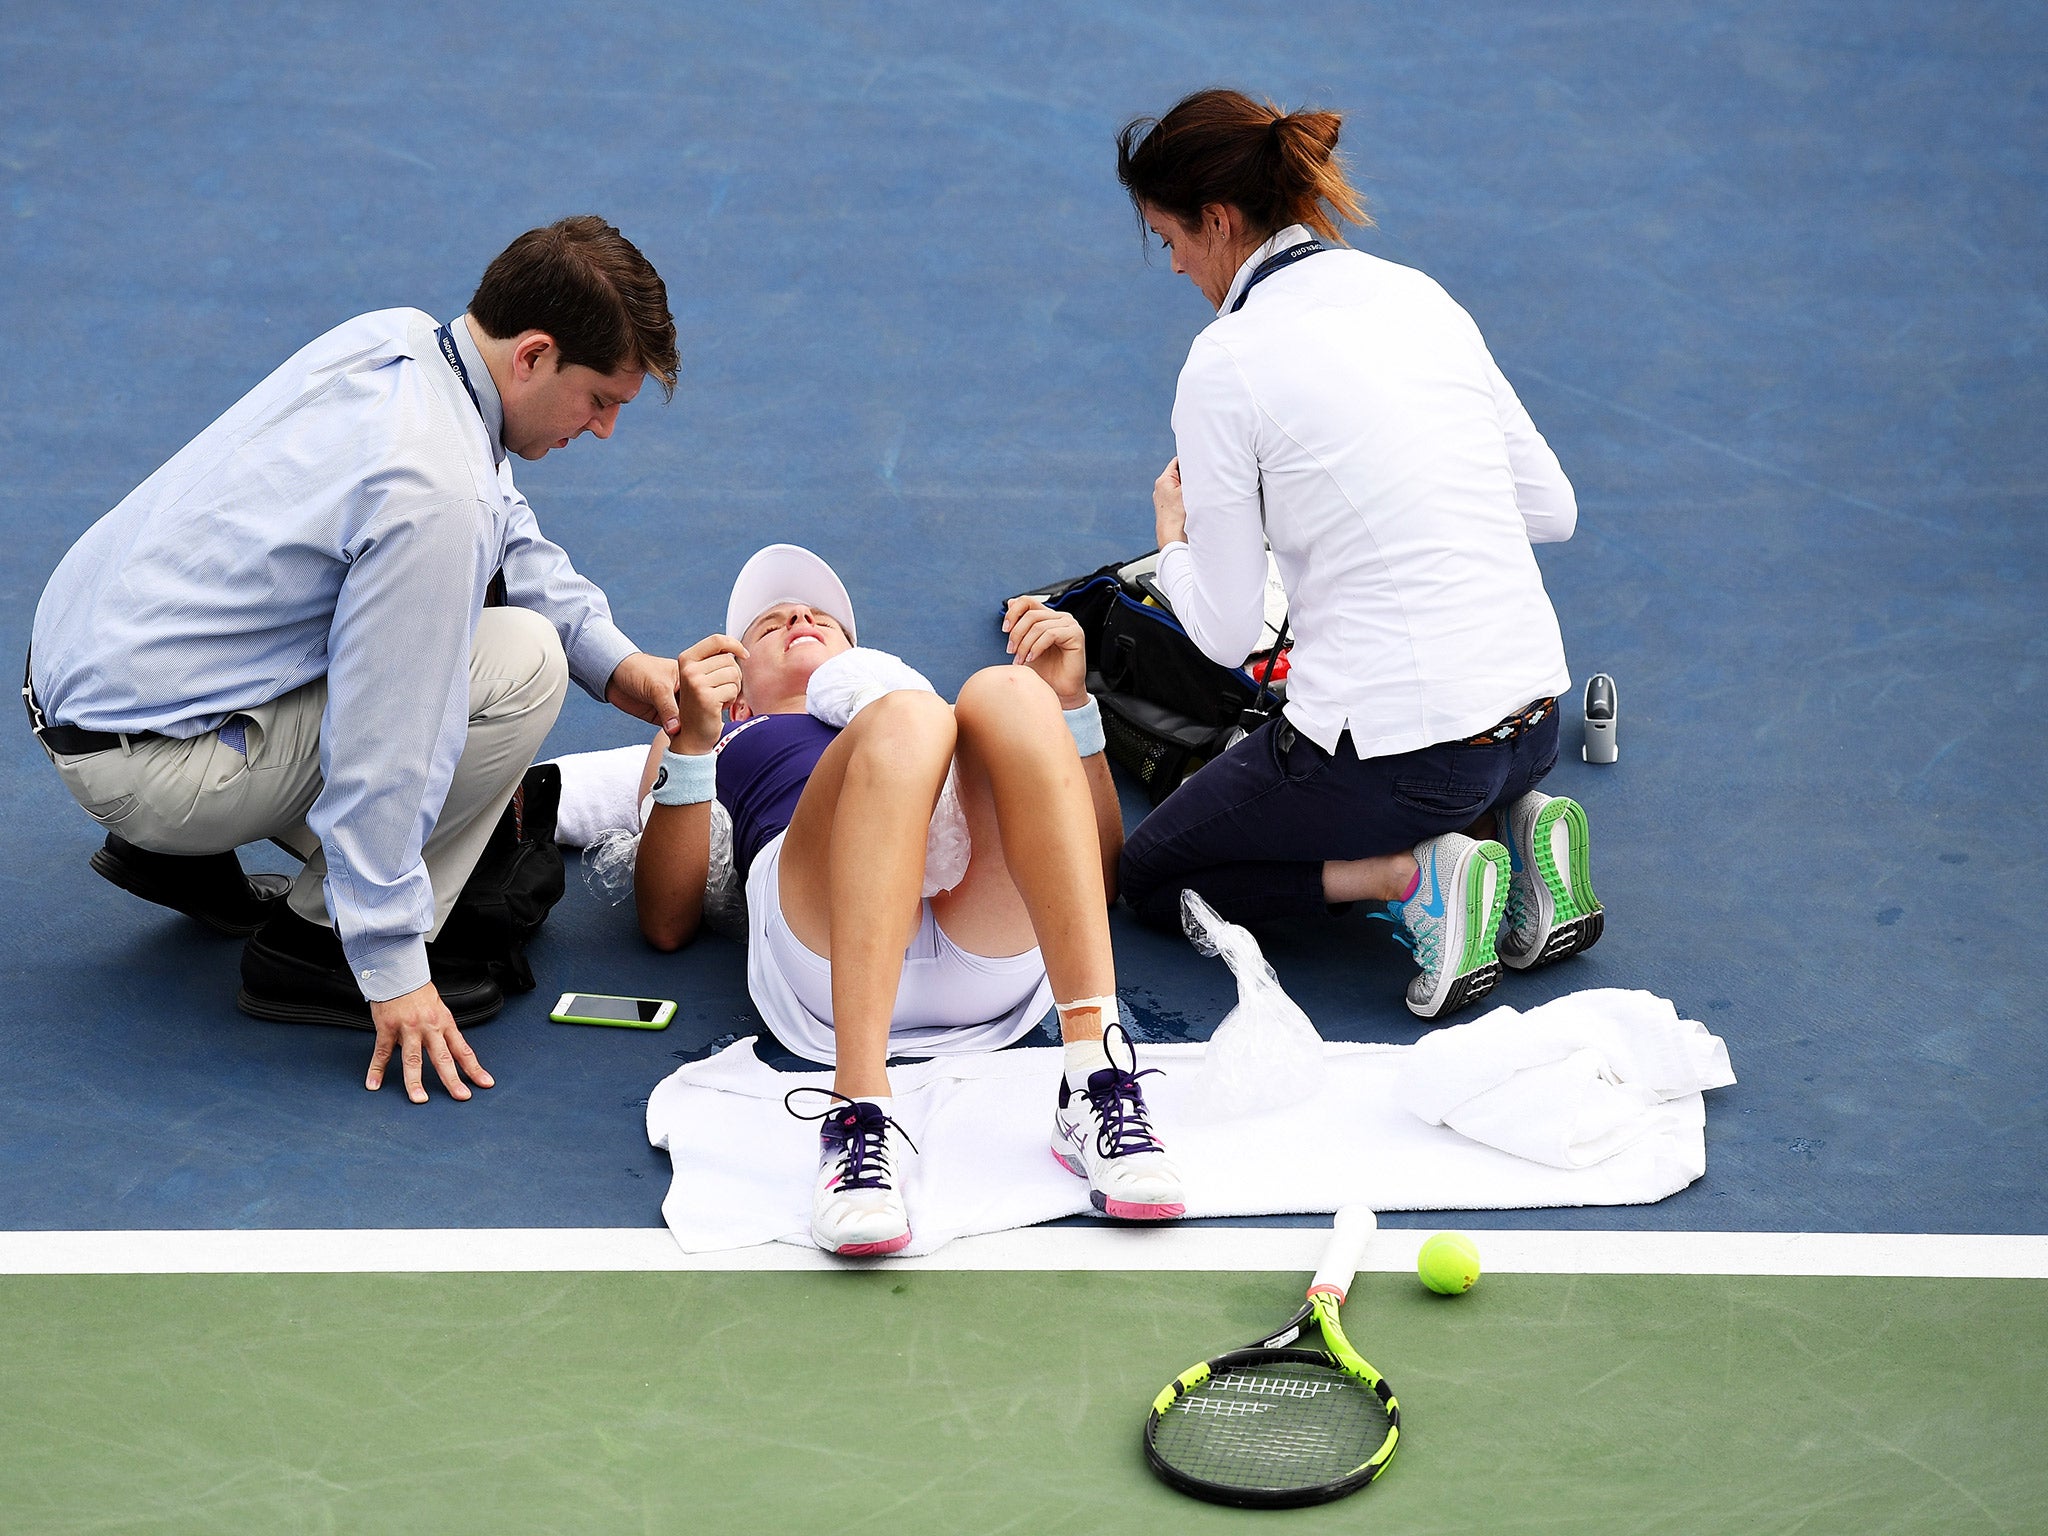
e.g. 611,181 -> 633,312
1459,697 -> 1556,747
1270,699 -> 1557,761
21,652 -> 157,756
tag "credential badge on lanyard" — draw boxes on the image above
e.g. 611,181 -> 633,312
435,322 -> 485,421
1229,240 -> 1326,314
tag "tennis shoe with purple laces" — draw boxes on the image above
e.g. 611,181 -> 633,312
1052,1023 -> 1185,1220
788,1091 -> 916,1256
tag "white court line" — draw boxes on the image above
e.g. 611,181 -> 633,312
3,1227 -> 2045,1278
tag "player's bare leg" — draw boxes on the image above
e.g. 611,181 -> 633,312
777,689 -> 955,1096
938,665 -> 1114,1039
776,691 -> 953,1256
943,665 -> 1183,1220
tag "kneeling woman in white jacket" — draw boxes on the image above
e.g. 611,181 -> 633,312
632,544 -> 1181,1256
1114,89 -> 1604,1022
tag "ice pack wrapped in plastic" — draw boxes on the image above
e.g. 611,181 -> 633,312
700,797 -> 750,939
1181,888 -> 1325,1120
581,798 -> 751,940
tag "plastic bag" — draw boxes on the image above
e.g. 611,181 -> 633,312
1180,889 -> 1325,1120
923,765 -> 971,896
581,799 -> 751,940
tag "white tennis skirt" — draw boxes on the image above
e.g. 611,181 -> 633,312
743,831 -> 1055,1066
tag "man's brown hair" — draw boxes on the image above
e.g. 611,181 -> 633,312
1117,89 -> 1370,246
469,216 -> 679,399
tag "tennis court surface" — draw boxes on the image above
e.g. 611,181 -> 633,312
2,2 -> 2041,1530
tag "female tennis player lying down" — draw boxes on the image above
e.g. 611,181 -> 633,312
632,543 -> 1184,1255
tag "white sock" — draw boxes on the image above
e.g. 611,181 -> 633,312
1064,1038 -> 1113,1091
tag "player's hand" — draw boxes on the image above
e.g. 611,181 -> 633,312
367,982 -> 492,1104
673,634 -> 749,755
606,651 -> 685,738
1153,457 -> 1187,548
1002,597 -> 1089,709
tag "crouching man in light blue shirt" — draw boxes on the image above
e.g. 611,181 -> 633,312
28,216 -> 691,1105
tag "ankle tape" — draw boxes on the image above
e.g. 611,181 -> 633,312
1055,994 -> 1120,1019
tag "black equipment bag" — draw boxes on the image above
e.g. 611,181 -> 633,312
433,761 -> 566,993
1021,563 -> 1267,806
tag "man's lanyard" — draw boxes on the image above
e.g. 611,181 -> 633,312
435,322 -> 485,422
1228,239 -> 1326,314
437,321 -> 511,607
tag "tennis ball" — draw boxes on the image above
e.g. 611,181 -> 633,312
1417,1232 -> 1481,1295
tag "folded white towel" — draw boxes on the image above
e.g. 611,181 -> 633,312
645,989 -> 1735,1256
1392,989 -> 1737,1169
549,745 -> 648,849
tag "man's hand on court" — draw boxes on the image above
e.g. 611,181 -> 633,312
1153,457 -> 1187,547
606,651 -> 686,738
367,982 -> 493,1104
1002,597 -> 1089,709
674,634 -> 749,754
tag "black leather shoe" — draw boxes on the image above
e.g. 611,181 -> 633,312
237,907 -> 504,1030
90,833 -> 291,938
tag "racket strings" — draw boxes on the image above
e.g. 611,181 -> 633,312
1153,1360 -> 1393,1493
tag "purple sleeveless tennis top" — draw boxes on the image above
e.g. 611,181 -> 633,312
716,712 -> 841,879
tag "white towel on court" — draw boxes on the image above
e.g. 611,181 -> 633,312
549,744 -> 648,849
645,989 -> 1735,1256
1395,989 -> 1735,1168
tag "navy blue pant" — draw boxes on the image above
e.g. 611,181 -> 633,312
1117,708 -> 1561,931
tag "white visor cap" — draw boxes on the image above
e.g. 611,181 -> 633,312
725,543 -> 858,645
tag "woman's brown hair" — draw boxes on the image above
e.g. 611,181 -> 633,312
1116,89 -> 1370,244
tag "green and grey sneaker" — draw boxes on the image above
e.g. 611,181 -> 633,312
1383,832 -> 1512,1020
1497,790 -> 1604,970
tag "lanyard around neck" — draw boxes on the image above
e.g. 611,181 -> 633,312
1228,239 -> 1326,314
435,322 -> 485,422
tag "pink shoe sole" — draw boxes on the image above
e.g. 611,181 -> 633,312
1051,1148 -> 1185,1221
834,1230 -> 912,1257
1101,1197 -> 1186,1221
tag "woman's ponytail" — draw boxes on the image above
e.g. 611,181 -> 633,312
1117,89 -> 1371,244
1266,109 -> 1367,238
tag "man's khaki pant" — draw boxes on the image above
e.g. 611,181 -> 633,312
47,608 -> 569,937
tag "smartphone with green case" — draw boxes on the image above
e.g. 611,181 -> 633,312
550,992 -> 676,1029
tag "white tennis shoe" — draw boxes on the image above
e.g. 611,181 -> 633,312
1052,1025 -> 1186,1220
1384,831 -> 1511,1020
791,1092 -> 915,1257
1497,789 -> 1605,970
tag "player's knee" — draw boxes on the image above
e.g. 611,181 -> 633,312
956,665 -> 1057,732
851,688 -> 955,762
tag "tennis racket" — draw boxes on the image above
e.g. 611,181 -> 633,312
1143,1206 -> 1399,1508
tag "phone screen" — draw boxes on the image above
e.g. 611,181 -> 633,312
561,994 -> 668,1023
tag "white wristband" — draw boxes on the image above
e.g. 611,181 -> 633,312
650,749 -> 717,807
1064,697 -> 1105,758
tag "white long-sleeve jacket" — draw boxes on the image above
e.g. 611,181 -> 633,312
1158,226 -> 1576,759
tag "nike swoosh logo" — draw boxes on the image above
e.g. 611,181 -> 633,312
1418,850 -> 1447,918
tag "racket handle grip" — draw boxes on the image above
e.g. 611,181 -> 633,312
1308,1206 -> 1377,1302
